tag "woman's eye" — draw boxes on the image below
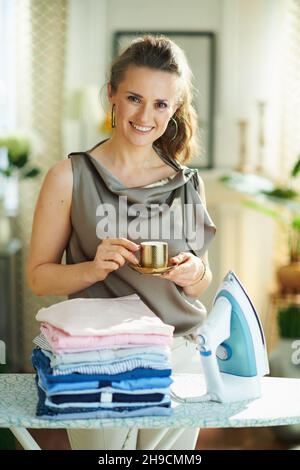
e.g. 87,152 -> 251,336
127,96 -> 167,109
156,102 -> 168,109
127,95 -> 140,103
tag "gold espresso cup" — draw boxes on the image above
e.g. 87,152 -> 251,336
140,242 -> 168,268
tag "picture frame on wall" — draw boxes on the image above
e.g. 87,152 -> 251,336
113,31 -> 216,169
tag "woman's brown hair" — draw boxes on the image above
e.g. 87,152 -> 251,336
108,35 -> 200,164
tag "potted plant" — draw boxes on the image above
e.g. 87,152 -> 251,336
220,155 -> 300,293
0,132 -> 42,246
261,158 -> 300,293
0,134 -> 41,179
269,303 -> 300,440
0,133 -> 42,215
270,303 -> 300,380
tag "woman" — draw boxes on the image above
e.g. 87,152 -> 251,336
27,35 -> 216,450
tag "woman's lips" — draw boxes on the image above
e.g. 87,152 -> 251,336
129,121 -> 154,134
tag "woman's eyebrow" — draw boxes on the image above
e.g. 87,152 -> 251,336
125,91 -> 168,101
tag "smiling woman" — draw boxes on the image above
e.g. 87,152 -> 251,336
114,31 -> 216,169
106,65 -> 180,153
107,35 -> 200,165
27,34 -> 216,450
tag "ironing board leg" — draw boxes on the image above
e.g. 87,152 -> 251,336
155,428 -> 187,450
140,428 -> 185,450
9,427 -> 41,450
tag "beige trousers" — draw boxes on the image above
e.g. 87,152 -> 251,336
67,336 -> 202,450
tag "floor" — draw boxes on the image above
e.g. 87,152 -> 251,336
197,427 -> 299,450
13,427 -> 299,450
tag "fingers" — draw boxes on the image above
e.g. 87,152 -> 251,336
104,251 -> 126,268
92,238 -> 140,280
97,239 -> 140,270
101,260 -> 120,271
161,267 -> 194,286
170,252 -> 191,265
161,265 -> 188,280
161,252 -> 194,283
104,238 -> 140,252
106,248 -> 139,266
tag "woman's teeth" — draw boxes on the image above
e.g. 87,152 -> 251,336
130,122 -> 153,132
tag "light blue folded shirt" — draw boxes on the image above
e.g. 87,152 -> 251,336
41,376 -> 174,394
39,377 -> 170,397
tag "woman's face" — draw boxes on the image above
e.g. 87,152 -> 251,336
108,66 -> 180,147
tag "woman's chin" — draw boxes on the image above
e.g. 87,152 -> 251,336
125,133 -> 154,147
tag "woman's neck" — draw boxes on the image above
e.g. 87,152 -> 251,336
106,134 -> 162,170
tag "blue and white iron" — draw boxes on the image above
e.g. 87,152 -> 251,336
171,271 -> 269,403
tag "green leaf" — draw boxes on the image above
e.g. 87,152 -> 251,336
243,199 -> 281,219
0,167 -> 13,177
292,217 -> 300,232
278,305 -> 300,338
0,135 -> 41,179
261,187 -> 298,199
291,156 -> 300,178
8,152 -> 28,168
0,137 -> 30,159
218,175 -> 231,183
23,167 -> 41,178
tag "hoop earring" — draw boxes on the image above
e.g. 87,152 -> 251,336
111,104 -> 116,128
170,116 -> 178,141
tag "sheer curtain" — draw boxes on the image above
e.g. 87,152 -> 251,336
1,0 -> 68,370
20,0 -> 67,371
0,0 -> 18,131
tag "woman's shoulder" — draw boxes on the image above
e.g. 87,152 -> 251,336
42,159 -> 73,202
47,158 -> 73,184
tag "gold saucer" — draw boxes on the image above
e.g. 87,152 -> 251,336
128,263 -> 175,276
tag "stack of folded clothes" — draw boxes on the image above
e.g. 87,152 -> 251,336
31,294 -> 175,420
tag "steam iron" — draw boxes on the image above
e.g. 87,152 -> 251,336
170,271 -> 269,404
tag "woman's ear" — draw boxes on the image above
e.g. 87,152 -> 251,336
172,102 -> 180,116
107,82 -> 113,103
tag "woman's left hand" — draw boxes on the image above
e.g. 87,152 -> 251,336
160,252 -> 203,287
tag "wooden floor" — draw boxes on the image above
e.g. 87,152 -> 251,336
13,427 -> 299,450
197,427 -> 298,450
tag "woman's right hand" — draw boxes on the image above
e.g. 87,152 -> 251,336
89,238 -> 140,282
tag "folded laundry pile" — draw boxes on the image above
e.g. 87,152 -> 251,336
32,294 -> 175,420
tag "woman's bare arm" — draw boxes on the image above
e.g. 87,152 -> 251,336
182,176 -> 213,299
26,159 -> 99,296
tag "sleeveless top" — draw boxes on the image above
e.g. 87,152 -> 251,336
66,139 -> 216,337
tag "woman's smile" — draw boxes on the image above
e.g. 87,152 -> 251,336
129,121 -> 154,133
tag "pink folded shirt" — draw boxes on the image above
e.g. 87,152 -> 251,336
36,294 -> 174,337
41,322 -> 173,352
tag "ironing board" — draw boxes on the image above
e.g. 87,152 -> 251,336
1,373 -> 300,450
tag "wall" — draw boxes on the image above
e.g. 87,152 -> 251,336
219,0 -> 285,178
106,0 -> 221,60
65,0 -> 285,172
105,0 -> 285,175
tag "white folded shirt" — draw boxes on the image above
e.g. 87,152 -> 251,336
36,294 -> 174,337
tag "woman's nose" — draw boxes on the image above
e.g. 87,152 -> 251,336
135,103 -> 153,124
